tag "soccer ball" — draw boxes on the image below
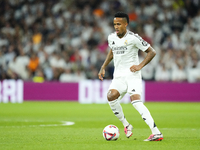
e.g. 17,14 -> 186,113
103,125 -> 120,141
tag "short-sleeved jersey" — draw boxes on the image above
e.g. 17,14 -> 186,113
108,30 -> 150,78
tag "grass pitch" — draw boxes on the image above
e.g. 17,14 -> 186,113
0,102 -> 200,150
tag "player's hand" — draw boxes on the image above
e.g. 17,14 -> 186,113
130,65 -> 142,72
98,67 -> 105,81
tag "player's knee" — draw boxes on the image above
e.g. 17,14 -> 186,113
130,94 -> 141,101
107,90 -> 120,101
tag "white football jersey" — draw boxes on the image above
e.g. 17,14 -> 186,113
108,30 -> 150,78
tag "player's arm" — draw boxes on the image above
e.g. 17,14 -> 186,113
130,46 -> 156,72
98,49 -> 113,81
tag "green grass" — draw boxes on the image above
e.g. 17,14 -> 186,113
0,102 -> 200,150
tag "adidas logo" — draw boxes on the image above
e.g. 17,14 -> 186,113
112,41 -> 115,45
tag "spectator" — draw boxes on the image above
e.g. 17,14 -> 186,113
171,62 -> 187,82
59,67 -> 76,82
155,63 -> 171,82
187,59 -> 200,83
7,56 -> 19,79
33,68 -> 45,83
14,46 -> 30,79
0,0 -> 199,83
28,52 -> 39,77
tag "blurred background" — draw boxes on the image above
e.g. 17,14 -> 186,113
0,2 -> 200,149
0,0 -> 200,83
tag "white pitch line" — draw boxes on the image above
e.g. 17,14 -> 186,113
61,121 -> 75,126
0,121 -> 75,128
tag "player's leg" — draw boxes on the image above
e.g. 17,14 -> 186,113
107,89 -> 133,138
130,94 -> 163,141
107,89 -> 128,126
127,78 -> 163,141
107,78 -> 133,138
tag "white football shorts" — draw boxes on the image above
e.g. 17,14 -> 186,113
108,75 -> 142,100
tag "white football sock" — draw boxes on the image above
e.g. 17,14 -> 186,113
108,99 -> 129,127
131,100 -> 161,135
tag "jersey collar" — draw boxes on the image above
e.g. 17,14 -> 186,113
116,29 -> 129,39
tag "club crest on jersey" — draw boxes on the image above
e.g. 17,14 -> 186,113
124,40 -> 128,45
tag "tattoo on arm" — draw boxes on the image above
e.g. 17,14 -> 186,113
139,46 -> 156,68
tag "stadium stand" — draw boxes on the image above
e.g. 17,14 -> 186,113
0,0 -> 200,82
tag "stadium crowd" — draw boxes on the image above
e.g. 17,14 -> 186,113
0,0 -> 200,83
